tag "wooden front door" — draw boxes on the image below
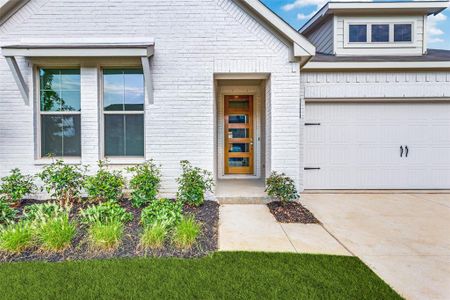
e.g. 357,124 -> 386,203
224,95 -> 254,174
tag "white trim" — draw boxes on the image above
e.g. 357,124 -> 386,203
302,61 -> 450,70
237,0 -> 315,57
5,56 -> 29,105
140,56 -> 154,104
2,47 -> 154,57
305,97 -> 450,103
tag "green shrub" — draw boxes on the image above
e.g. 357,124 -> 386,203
22,202 -> 63,223
37,160 -> 85,206
140,198 -> 182,228
84,161 -> 125,203
127,160 -> 161,207
265,171 -> 299,204
0,200 -> 17,225
176,160 -> 213,207
172,216 -> 201,249
140,223 -> 167,249
88,220 -> 123,250
36,213 -> 76,251
0,168 -> 35,205
0,221 -> 34,253
79,201 -> 133,225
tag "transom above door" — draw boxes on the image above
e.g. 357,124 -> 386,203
224,95 -> 254,175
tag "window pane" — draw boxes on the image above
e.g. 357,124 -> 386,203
372,24 -> 389,42
103,69 -> 144,112
229,143 -> 249,153
125,115 -> 144,156
228,157 -> 249,167
228,100 -> 249,110
394,24 -> 412,42
40,69 -> 80,112
104,114 -> 144,157
349,25 -> 367,42
228,129 -> 249,139
124,70 -> 144,111
41,115 -> 81,157
104,70 -> 124,111
229,115 -> 248,124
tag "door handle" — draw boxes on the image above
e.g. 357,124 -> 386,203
405,146 -> 409,158
400,146 -> 404,157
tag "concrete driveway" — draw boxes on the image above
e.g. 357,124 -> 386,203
302,193 -> 450,300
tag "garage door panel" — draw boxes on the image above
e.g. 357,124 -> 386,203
305,102 -> 450,189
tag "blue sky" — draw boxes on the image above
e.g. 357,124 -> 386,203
261,0 -> 450,49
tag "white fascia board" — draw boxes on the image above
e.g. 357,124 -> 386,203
302,61 -> 450,70
328,1 -> 449,13
1,47 -> 153,57
239,0 -> 315,56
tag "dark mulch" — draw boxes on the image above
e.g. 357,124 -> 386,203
267,201 -> 320,224
0,199 -> 219,263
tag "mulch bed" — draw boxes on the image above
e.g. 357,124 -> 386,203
0,199 -> 219,263
267,201 -> 320,224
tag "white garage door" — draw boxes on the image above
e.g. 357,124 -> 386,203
304,102 -> 450,189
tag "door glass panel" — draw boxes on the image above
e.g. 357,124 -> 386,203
228,129 -> 248,139
229,143 -> 249,153
228,157 -> 249,167
229,115 -> 248,124
228,100 -> 249,110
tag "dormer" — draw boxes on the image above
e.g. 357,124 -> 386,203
300,1 -> 449,56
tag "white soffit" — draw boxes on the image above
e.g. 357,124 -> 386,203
302,61 -> 450,70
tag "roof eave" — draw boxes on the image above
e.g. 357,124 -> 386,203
302,60 -> 450,70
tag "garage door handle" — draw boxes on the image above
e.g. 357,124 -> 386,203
405,146 -> 409,158
400,146 -> 404,157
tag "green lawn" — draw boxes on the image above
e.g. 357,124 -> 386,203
0,252 -> 401,300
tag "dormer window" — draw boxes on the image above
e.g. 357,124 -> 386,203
371,24 -> 389,42
347,22 -> 414,45
394,24 -> 412,42
349,25 -> 367,43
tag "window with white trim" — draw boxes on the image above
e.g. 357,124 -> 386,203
102,69 -> 145,157
348,22 -> 413,44
39,68 -> 81,157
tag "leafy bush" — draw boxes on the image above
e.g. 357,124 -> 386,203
84,161 -> 125,203
176,160 -> 213,207
35,213 -> 76,251
172,216 -> 200,249
79,201 -> 133,225
0,200 -> 17,225
0,221 -> 34,253
265,171 -> 299,204
22,202 -> 63,223
88,220 -> 123,250
37,160 -> 85,206
140,198 -> 183,228
0,168 -> 35,205
140,223 -> 167,249
127,160 -> 161,207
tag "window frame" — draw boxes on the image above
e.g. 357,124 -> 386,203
100,67 -> 146,162
345,20 -> 415,47
35,66 -> 82,161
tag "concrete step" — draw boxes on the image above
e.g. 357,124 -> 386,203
216,196 -> 270,204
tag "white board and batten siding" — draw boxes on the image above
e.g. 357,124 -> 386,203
302,71 -> 450,190
0,0 -> 302,197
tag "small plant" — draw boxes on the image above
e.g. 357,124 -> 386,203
79,201 -> 133,225
265,171 -> 299,204
0,199 -> 17,225
88,220 -> 123,250
140,198 -> 183,228
176,160 -> 214,207
172,216 -> 200,249
140,222 -> 168,249
127,160 -> 162,207
84,161 -> 125,203
37,160 -> 85,206
0,168 -> 35,206
22,202 -> 63,223
35,213 -> 76,251
0,221 -> 34,253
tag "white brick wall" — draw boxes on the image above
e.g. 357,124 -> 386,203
0,0 -> 302,197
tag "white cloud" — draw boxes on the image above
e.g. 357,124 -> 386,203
428,12 -> 447,44
297,11 -> 317,20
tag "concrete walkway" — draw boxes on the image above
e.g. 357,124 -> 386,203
302,193 -> 450,300
219,204 -> 350,255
